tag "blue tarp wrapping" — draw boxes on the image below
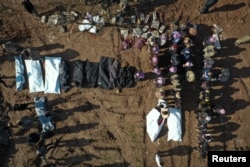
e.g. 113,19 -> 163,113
14,55 -> 25,91
34,97 -> 54,132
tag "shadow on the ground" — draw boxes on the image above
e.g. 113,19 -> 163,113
208,144 -> 225,151
208,121 -> 240,134
52,102 -> 100,122
0,142 -> 18,167
158,145 -> 194,157
43,48 -> 80,60
210,2 -> 246,13
32,43 -> 65,52
95,162 -> 130,167
49,153 -> 100,166
46,137 -> 96,150
217,38 -> 246,60
94,146 -> 121,152
55,122 -> 99,134
212,132 -> 237,143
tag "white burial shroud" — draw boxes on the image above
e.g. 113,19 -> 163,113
167,107 -> 182,141
25,59 -> 44,93
44,57 -> 61,94
146,108 -> 165,142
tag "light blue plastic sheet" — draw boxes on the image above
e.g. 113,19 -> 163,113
34,97 -> 54,132
14,55 -> 25,91
25,60 -> 44,93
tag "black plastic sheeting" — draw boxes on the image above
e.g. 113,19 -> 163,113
59,59 -> 70,92
109,59 -> 120,89
85,61 -> 99,88
73,60 -> 85,87
72,56 -> 136,90
0,129 -> 11,146
117,66 -> 136,89
98,56 -> 114,89
98,56 -> 136,90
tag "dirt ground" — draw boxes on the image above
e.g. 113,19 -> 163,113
0,0 -> 250,167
